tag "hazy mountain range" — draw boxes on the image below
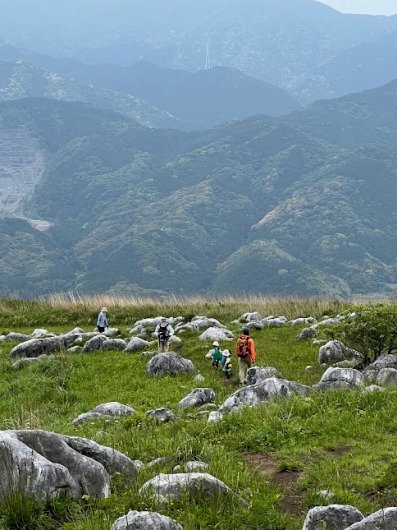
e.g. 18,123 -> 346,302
0,57 -> 300,129
1,77 -> 396,299
1,0 -> 397,101
0,0 -> 397,299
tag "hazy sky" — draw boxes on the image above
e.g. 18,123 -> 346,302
316,0 -> 397,15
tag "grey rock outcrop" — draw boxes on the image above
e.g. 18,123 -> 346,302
146,352 -> 196,377
101,338 -> 127,351
263,316 -> 288,327
199,327 -> 234,342
146,408 -> 177,423
3,332 -> 30,342
12,354 -> 53,369
302,504 -> 363,530
177,388 -> 215,409
0,431 -> 79,502
318,340 -> 364,365
289,317 -> 317,326
221,378 -> 312,413
184,461 -> 209,472
71,332 -> 99,341
312,316 -> 345,329
81,334 -> 107,353
208,410 -> 224,423
245,320 -> 264,330
139,473 -> 248,506
345,508 -> 397,529
71,412 -> 111,425
131,316 -> 183,331
68,346 -> 83,353
242,312 -> 262,321
0,430 -> 137,502
191,316 -> 223,329
111,510 -> 183,530
72,402 -> 136,425
16,430 -> 134,477
125,337 -> 153,352
92,402 -> 136,416
8,334 -> 78,359
246,366 -> 285,385
376,368 -> 397,387
30,328 -> 56,338
364,355 -> 397,383
362,384 -> 385,395
103,328 -> 120,337
296,327 -> 317,340
169,335 -> 182,346
314,367 -> 364,391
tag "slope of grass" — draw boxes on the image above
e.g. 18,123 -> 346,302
0,297 -> 395,529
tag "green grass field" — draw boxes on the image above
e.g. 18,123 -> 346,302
0,296 -> 396,529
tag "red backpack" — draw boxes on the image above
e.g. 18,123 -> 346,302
236,336 -> 249,358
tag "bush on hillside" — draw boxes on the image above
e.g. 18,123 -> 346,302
325,304 -> 397,365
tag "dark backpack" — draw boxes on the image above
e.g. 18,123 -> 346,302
158,324 -> 169,341
236,336 -> 249,358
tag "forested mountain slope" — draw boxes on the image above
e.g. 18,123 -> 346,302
0,80 -> 396,299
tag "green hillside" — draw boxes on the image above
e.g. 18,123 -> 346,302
0,81 -> 397,298
0,297 -> 396,530
0,60 -> 182,129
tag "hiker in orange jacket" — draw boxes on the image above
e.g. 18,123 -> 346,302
235,327 -> 256,384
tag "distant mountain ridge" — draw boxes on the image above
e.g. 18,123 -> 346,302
1,0 -> 397,102
0,55 -> 301,128
308,30 -> 397,99
0,59 -> 183,129
0,80 -> 396,299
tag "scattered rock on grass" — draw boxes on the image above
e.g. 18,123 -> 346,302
146,352 -> 196,377
111,510 -> 183,530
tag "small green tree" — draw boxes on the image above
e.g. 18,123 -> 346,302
325,304 -> 397,365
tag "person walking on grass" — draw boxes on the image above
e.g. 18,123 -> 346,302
154,317 -> 174,352
210,341 -> 222,370
235,327 -> 256,384
97,307 -> 109,333
221,349 -> 232,379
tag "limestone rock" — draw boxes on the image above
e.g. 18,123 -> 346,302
146,408 -> 177,423
178,388 -> 215,408
221,377 -> 312,413
139,473 -> 248,506
314,367 -> 364,391
199,327 -> 234,342
318,340 -> 364,365
146,352 -> 196,377
8,335 -> 78,359
302,504 -> 363,530
0,429 -> 137,502
246,366 -> 285,385
81,334 -> 107,353
101,338 -> 127,351
125,336 -> 152,352
111,510 -> 183,530
345,507 -> 397,530
72,402 -> 136,425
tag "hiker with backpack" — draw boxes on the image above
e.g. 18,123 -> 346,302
221,349 -> 232,379
97,307 -> 109,333
235,327 -> 256,384
154,317 -> 174,352
210,340 -> 222,370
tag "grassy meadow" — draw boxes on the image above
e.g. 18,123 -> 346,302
0,295 -> 396,529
